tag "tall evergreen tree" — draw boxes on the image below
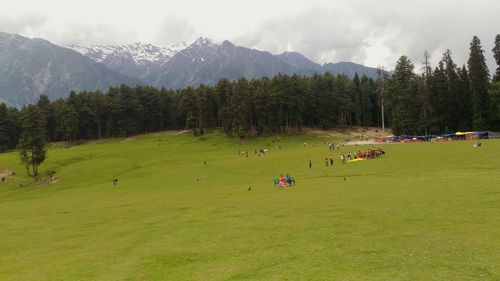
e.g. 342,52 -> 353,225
493,34 -> 500,82
0,104 -> 10,152
491,35 -> 500,130
58,103 -> 79,143
333,74 -> 355,126
490,80 -> 500,131
36,95 -> 56,141
467,36 -> 491,130
177,87 -> 201,135
456,66 -> 473,130
359,76 -> 375,126
442,49 -> 463,131
430,62 -> 449,132
386,56 -> 419,135
18,105 -> 47,180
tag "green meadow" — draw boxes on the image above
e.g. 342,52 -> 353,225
0,131 -> 499,280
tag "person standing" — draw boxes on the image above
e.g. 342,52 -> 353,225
309,160 -> 312,169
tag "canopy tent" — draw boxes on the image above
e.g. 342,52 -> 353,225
382,131 -> 489,142
474,131 -> 489,138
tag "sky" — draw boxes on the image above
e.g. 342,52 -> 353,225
1,0 -> 499,71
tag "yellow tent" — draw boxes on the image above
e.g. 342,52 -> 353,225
455,132 -> 475,136
347,158 -> 366,163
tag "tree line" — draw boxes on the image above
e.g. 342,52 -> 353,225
0,73 -> 384,148
385,35 -> 500,135
1,35 -> 499,157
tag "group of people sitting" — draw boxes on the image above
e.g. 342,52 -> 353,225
354,148 -> 385,159
274,174 -> 295,187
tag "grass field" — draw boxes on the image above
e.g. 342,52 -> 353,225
0,131 -> 499,280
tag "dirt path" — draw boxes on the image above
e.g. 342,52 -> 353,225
175,130 -> 191,135
344,140 -> 381,145
0,169 -> 12,178
305,127 -> 391,139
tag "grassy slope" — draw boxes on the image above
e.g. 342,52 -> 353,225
0,132 -> 499,280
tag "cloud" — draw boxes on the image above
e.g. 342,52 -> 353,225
1,0 -> 499,71
235,0 -> 500,71
0,13 -> 138,46
0,13 -> 49,35
42,23 -> 138,46
154,17 -> 197,44
235,6 -> 371,65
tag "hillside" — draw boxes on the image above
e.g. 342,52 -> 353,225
0,32 -> 139,107
0,132 -> 499,280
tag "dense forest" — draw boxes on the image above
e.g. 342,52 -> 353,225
1,35 -> 499,152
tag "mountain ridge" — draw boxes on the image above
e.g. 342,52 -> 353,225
69,36 -> 382,89
0,32 -> 384,106
0,32 -> 140,107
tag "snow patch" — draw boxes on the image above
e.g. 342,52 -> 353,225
67,41 -> 188,65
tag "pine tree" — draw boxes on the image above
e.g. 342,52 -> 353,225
312,73 -> 336,129
352,73 -> 362,126
490,81 -> 500,131
467,36 -> 491,130
417,51 -> 434,134
359,76 -> 375,126
18,105 -> 47,180
493,34 -> 500,82
0,104 -> 10,152
177,87 -> 200,135
89,90 -> 108,139
386,56 -> 419,135
491,34 -> 500,130
58,103 -> 79,143
333,74 -> 355,126
442,49 -> 462,131
456,66 -> 472,130
430,62 -> 449,132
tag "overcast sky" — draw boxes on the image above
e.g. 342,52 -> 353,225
1,0 -> 499,71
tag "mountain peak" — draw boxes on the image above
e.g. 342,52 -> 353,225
221,40 -> 235,48
279,51 -> 308,58
276,51 -> 322,71
189,37 -> 216,49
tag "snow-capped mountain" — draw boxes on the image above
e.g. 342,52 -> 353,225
0,32 -> 383,106
68,36 -> 382,90
0,32 -> 139,107
67,41 -> 188,79
68,41 -> 187,65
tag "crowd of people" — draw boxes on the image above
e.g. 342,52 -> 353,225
354,148 -> 385,159
321,147 -> 386,166
274,174 -> 295,187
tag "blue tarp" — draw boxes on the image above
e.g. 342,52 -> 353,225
387,131 -> 489,140
474,131 -> 489,137
416,135 -> 438,139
